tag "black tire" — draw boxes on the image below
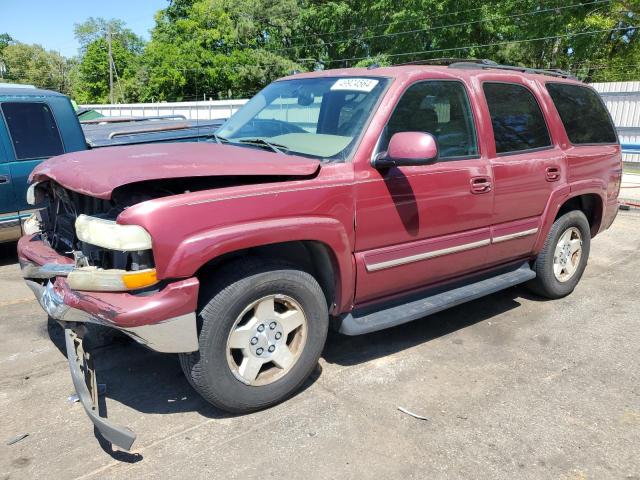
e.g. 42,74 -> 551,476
179,257 -> 329,413
527,210 -> 591,299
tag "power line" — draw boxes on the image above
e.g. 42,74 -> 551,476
281,0 -> 614,44
324,25 -> 639,66
273,0 -> 616,53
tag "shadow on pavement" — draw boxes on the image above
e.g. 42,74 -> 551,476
44,282 -> 536,460
0,241 -> 18,267
323,285 -> 531,366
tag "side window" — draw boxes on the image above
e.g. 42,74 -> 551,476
546,83 -> 617,144
1,102 -> 64,160
483,83 -> 551,154
380,81 -> 478,159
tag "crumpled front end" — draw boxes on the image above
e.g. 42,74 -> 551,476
18,181 -> 201,450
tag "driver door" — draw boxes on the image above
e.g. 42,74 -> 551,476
353,80 -> 495,304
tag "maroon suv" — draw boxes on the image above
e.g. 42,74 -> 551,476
18,62 -> 622,450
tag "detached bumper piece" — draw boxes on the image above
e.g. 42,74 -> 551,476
64,325 -> 136,451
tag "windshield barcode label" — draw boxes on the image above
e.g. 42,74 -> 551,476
330,78 -> 379,93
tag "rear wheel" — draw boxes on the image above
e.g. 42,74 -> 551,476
528,210 -> 591,299
179,258 -> 328,413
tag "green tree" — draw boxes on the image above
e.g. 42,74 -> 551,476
138,0 -> 301,101
0,33 -> 13,52
0,42 -> 74,93
73,18 -> 145,103
288,0 -> 639,81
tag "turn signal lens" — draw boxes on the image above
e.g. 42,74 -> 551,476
67,267 -> 158,292
122,269 -> 158,290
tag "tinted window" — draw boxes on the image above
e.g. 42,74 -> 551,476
1,102 -> 64,160
380,81 -> 478,159
483,83 -> 551,154
546,83 -> 617,144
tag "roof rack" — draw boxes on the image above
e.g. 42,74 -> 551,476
396,57 -> 488,66
448,59 -> 576,79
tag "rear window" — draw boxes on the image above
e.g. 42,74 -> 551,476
1,102 -> 64,160
483,83 -> 551,154
546,83 -> 618,145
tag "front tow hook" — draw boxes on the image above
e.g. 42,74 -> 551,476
64,325 -> 137,451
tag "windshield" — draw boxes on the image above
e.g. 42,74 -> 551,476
217,76 -> 389,161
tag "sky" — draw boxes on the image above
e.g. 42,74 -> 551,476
0,0 -> 168,57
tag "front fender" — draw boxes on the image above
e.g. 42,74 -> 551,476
162,216 -> 355,312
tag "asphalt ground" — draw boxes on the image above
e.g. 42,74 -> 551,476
0,211 -> 639,480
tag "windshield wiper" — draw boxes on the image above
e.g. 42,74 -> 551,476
234,138 -> 290,155
210,133 -> 231,144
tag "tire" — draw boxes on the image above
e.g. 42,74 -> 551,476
179,257 -> 329,413
527,210 -> 591,299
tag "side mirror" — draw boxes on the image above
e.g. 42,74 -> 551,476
372,131 -> 438,168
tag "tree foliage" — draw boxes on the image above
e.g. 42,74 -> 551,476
71,18 -> 145,103
0,41 -> 74,93
3,1 -> 640,101
137,0 -> 301,101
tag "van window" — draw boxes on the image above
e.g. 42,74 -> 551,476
1,102 -> 64,160
483,83 -> 551,154
380,80 -> 478,159
546,83 -> 618,144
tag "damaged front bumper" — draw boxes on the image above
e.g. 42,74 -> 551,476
65,325 -> 136,450
18,234 -> 201,450
24,277 -> 200,353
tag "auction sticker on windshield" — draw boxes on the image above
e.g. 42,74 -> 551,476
330,78 -> 379,92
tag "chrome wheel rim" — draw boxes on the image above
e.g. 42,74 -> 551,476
553,227 -> 583,282
226,295 -> 307,386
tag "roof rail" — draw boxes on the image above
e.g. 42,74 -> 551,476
448,60 -> 576,79
396,57 -> 489,66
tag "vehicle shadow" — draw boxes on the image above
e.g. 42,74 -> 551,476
45,319 -> 322,418
44,283 -> 535,459
0,241 -> 18,267
322,284 -> 530,366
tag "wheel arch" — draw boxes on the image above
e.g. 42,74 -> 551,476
161,217 -> 354,314
555,192 -> 604,237
194,240 -> 342,313
534,186 -> 605,253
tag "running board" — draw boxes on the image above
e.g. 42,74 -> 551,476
339,262 -> 536,336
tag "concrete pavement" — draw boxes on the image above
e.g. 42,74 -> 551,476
1,212 -> 639,480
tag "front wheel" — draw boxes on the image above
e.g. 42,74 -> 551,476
179,258 -> 329,413
527,210 -> 591,299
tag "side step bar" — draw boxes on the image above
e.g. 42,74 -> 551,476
339,262 -> 536,336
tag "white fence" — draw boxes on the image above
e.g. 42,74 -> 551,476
591,81 -> 640,163
80,99 -> 248,122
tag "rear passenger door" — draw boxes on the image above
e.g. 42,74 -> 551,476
481,79 -> 564,263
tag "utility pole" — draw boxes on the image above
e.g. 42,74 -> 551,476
107,27 -> 114,104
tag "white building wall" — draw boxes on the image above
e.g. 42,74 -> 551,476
591,81 -> 640,163
80,99 -> 249,122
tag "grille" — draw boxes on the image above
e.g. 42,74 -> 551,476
39,182 -> 153,270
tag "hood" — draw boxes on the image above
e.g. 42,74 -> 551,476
31,142 -> 321,199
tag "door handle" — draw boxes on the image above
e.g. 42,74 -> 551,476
471,176 -> 492,194
0,175 -> 10,185
546,166 -> 560,182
